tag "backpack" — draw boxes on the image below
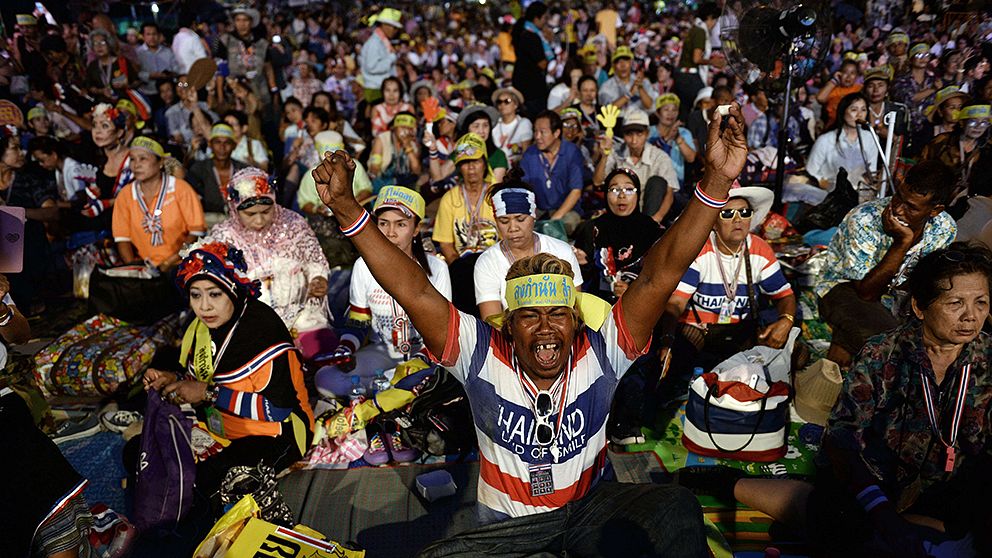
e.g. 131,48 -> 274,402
133,390 -> 195,534
392,367 -> 477,457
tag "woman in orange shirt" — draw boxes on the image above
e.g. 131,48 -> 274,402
111,136 -> 206,270
815,59 -> 863,127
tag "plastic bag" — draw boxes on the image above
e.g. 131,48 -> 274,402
193,495 -> 260,558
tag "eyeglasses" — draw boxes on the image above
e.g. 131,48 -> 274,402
497,98 -> 516,105
719,207 -> 753,220
93,40 -> 108,46
965,120 -> 990,129
913,52 -> 930,59
938,250 -> 992,264
533,391 -> 555,445
562,122 -> 579,129
607,187 -> 637,197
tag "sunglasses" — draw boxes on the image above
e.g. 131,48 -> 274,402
719,207 -> 753,220
562,122 -> 579,129
607,187 -> 637,197
965,120 -> 990,128
534,391 -> 555,445
939,250 -> 992,264
497,98 -> 516,105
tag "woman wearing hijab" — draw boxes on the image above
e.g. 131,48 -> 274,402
207,167 -> 332,357
142,241 -> 314,497
574,168 -> 663,301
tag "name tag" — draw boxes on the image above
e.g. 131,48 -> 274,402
529,463 -> 555,497
718,298 -> 734,324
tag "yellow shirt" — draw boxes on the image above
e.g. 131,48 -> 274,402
431,185 -> 499,256
497,31 -> 516,63
112,176 -> 206,266
595,9 -> 619,49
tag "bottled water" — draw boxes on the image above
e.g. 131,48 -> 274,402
368,369 -> 392,396
348,375 -> 367,403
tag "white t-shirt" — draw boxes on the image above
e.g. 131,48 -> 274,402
349,255 -> 452,360
231,137 -> 270,168
493,117 -> 533,164
474,233 -> 584,308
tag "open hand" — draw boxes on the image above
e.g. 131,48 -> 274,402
597,104 -> 621,139
704,102 -> 748,187
312,150 -> 359,215
421,97 -> 441,123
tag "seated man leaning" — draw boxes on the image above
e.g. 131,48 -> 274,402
814,160 -> 957,368
310,102 -> 752,557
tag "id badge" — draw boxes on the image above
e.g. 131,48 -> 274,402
529,463 -> 555,497
717,298 -> 734,324
205,406 -> 225,438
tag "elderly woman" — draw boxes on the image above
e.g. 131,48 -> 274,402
370,77 -> 414,136
368,111 -> 421,193
84,28 -> 139,101
575,168 -> 663,302
207,167 -> 332,357
491,86 -> 533,165
112,137 -> 205,270
712,242 -> 992,558
657,185 -> 797,401
474,176 -> 582,321
140,241 -> 314,507
315,186 -> 451,398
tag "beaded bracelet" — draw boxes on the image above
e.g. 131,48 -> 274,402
694,184 -> 729,209
339,210 -> 372,238
856,485 -> 889,513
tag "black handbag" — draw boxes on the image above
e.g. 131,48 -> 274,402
88,266 -> 182,325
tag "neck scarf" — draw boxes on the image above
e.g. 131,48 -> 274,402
133,175 -> 171,246
525,21 -> 555,62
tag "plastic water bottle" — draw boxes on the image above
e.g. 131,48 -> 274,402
348,375 -> 367,403
368,369 -> 391,396
693,366 -> 705,378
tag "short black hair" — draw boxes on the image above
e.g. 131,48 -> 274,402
303,106 -> 330,127
696,2 -> 721,21
534,110 -> 562,135
39,34 -> 67,54
903,160 -> 955,207
908,242 -> 992,310
28,135 -> 62,157
222,109 -> 248,128
141,22 -> 160,34
283,96 -> 303,110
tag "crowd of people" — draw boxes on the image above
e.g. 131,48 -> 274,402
1,0 -> 991,556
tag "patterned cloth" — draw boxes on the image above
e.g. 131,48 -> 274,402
822,323 -> 992,510
813,198 -> 957,306
892,71 -> 936,134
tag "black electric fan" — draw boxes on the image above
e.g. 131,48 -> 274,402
719,0 -> 832,206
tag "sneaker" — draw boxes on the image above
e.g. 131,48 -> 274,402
363,428 -> 392,466
384,426 -> 419,463
100,410 -> 142,433
608,422 -> 646,446
52,413 -> 102,444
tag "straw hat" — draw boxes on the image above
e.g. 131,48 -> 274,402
230,5 -> 260,28
492,86 -> 524,106
794,359 -> 844,426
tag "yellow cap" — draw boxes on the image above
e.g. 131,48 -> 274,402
374,185 -> 425,220
210,123 -> 236,142
612,45 -> 634,63
656,93 -> 680,110
453,133 -> 487,164
956,105 -> 991,121
863,64 -> 893,83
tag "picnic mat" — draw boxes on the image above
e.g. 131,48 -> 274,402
626,404 -> 818,555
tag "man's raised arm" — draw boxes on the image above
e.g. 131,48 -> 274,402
621,103 -> 749,348
311,152 -> 451,356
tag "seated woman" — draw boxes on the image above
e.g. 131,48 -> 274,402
802,92 -> 879,205
112,136 -> 206,271
142,241 -> 314,501
432,133 -> 500,314
920,103 -> 990,217
713,242 -> 992,558
208,167 -> 333,359
456,103 -> 509,183
474,174 -> 582,322
314,186 -> 451,399
657,185 -> 797,401
575,168 -> 663,302
368,112 -> 421,193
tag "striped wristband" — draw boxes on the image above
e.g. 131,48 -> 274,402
694,184 -> 729,209
340,210 -> 371,237
856,485 -> 888,513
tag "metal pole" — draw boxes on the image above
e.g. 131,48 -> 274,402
880,110 -> 897,197
773,46 -> 795,211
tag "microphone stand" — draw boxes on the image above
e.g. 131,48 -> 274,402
860,118 -> 896,198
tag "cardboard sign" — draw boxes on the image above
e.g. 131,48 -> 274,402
0,207 -> 25,273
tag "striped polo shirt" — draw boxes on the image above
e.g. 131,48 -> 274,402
673,233 -> 793,324
430,301 -> 648,521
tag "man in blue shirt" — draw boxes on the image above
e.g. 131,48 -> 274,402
520,110 -> 585,234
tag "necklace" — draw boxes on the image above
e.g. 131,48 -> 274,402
869,103 -> 885,126
713,234 -> 745,324
500,233 -> 540,264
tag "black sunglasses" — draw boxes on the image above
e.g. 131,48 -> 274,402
534,391 -> 555,445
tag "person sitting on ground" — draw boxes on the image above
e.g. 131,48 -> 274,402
207,167 -> 331,346
314,186 -> 451,399
574,167 -> 663,302
559,108 -> 595,186
519,110 -> 586,234
491,86 -> 533,165
594,109 -> 680,224
657,184 -> 796,403
474,175 -> 583,322
650,93 -> 697,190
814,160 -> 957,369
223,109 -> 269,173
308,101 -> 751,558
112,136 -> 206,271
457,103 -> 509,183
370,76 -> 414,136
815,58 -> 863,127
926,85 -> 969,138
717,242 -> 992,558
138,241 -> 314,514
599,45 -> 659,117
805,92 -> 880,205
368,111 -> 422,193
185,123 -> 247,223
920,103 -> 991,215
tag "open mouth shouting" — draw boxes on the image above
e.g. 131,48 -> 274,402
534,341 -> 562,369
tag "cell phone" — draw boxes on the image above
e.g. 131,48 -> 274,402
272,35 -> 282,44
0,207 -> 25,273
